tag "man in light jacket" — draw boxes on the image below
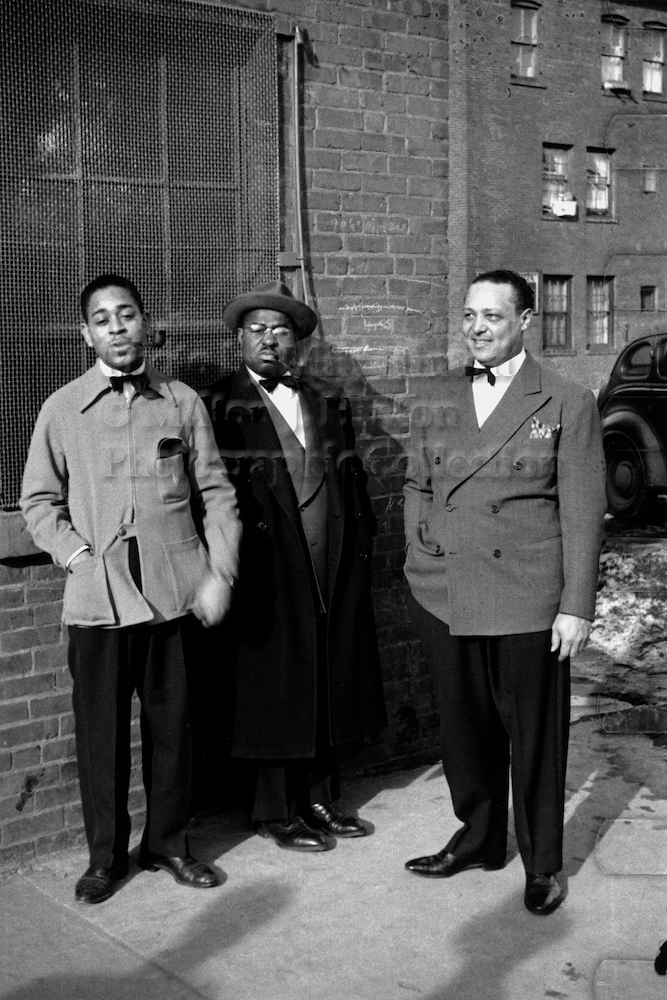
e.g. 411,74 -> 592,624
403,270 -> 607,915
21,274 -> 241,904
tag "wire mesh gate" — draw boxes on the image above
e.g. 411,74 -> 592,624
0,0 -> 279,510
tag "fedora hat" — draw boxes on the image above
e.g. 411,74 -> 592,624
223,281 -> 318,340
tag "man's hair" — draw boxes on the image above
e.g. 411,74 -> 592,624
470,269 -> 534,314
80,274 -> 145,320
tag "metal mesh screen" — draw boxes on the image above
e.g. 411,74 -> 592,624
0,0 -> 279,510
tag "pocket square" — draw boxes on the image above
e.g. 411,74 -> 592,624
529,417 -> 560,440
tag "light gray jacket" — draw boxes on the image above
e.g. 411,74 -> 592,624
21,362 -> 241,627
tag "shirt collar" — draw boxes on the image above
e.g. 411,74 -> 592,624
98,358 -> 147,378
246,364 -> 295,389
471,347 -> 526,379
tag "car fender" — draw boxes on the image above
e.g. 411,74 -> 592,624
601,407 -> 667,489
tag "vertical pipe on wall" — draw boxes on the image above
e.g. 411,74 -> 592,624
293,26 -> 309,305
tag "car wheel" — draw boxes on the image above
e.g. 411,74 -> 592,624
603,432 -> 648,518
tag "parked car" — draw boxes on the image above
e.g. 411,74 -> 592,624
597,334 -> 667,518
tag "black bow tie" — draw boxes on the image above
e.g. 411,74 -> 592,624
109,372 -> 150,393
464,365 -> 496,386
259,374 -> 299,393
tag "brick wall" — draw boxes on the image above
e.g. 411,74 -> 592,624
0,0 -> 448,865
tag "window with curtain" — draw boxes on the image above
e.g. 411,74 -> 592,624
511,3 -> 540,80
542,276 -> 571,349
601,18 -> 627,87
641,286 -> 657,312
587,277 -> 614,346
586,149 -> 613,217
643,25 -> 666,94
542,145 -> 573,218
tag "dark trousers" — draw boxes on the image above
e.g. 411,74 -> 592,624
68,617 -> 193,869
409,594 -> 570,874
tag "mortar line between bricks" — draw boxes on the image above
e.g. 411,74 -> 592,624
15,872 -> 215,1000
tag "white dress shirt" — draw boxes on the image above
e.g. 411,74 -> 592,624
247,365 -> 305,447
471,348 -> 526,428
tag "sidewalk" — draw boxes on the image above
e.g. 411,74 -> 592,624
2,675 -> 667,1000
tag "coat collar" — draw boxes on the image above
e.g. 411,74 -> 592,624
78,361 -> 176,413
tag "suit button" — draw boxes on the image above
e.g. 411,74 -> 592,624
257,521 -> 267,531
491,506 -> 499,514
434,456 -> 441,465
354,510 -> 362,518
513,461 -> 522,471
117,526 -> 126,537
445,504 -> 455,512
359,550 -> 368,560
493,549 -> 502,558
435,544 -> 441,554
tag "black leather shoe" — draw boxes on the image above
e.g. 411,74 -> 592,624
139,852 -> 220,888
309,802 -> 368,838
257,815 -> 333,852
524,873 -> 563,915
405,849 -> 505,878
75,859 -> 128,904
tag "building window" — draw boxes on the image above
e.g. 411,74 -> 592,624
511,2 -> 540,80
543,276 -> 571,349
602,16 -> 628,88
643,165 -> 658,193
641,286 -> 657,311
644,24 -> 666,94
587,277 -> 614,346
542,145 -> 576,218
586,149 -> 613,217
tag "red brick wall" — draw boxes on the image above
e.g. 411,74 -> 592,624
0,0 -> 448,864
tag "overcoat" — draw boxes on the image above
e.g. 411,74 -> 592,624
203,367 -> 387,759
404,352 -> 607,636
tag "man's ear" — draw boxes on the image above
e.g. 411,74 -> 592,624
80,321 -> 93,348
520,307 -> 532,330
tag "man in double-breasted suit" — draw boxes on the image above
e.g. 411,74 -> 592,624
204,281 -> 386,852
403,270 -> 607,914
21,275 -> 241,904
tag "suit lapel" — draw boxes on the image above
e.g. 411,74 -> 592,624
230,368 -> 301,527
448,353 -> 552,496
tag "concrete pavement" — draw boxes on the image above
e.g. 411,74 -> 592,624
2,674 -> 667,1000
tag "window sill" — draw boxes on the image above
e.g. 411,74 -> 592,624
585,215 -> 618,224
644,92 -> 667,104
542,214 -> 578,222
543,347 -> 576,356
510,77 -> 547,90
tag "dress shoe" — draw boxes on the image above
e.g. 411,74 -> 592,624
257,815 -> 333,852
309,802 -> 368,838
75,858 -> 128,904
524,873 -> 563,915
139,851 -> 220,888
405,849 -> 505,878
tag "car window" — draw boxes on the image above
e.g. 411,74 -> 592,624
621,342 -> 652,379
657,339 -> 667,379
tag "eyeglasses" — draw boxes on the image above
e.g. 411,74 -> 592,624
244,323 -> 294,338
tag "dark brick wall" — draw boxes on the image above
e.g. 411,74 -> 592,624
0,0 -> 448,864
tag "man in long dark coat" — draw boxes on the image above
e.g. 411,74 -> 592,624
203,281 -> 386,851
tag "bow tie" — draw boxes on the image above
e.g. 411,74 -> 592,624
110,372 -> 150,393
259,374 -> 299,393
464,365 -> 496,386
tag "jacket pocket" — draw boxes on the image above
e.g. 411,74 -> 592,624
63,557 -> 116,626
163,534 -> 210,613
155,444 -> 190,504
416,519 -> 444,556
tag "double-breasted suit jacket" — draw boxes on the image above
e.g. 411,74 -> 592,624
404,353 -> 607,635
203,367 -> 386,760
